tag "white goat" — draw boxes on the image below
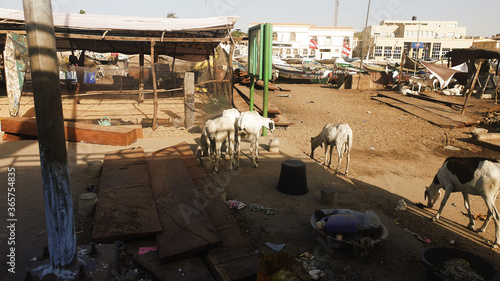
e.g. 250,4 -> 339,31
198,116 -> 235,172
310,123 -> 353,175
222,108 -> 241,155
236,111 -> 275,168
425,157 -> 500,248
409,75 -> 438,92
441,84 -> 464,96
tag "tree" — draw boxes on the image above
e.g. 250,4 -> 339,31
166,12 -> 178,18
79,9 -> 86,14
354,31 -> 364,40
231,29 -> 247,38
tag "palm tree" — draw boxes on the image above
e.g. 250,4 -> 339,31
166,12 -> 178,18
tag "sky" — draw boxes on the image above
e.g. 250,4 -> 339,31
1,0 -> 499,37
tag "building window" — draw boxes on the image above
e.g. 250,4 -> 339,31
447,32 -> 454,38
431,43 -> 441,59
393,47 -> 402,59
311,49 -> 316,56
303,49 -> 308,56
273,32 -> 278,40
404,31 -> 408,37
441,48 -> 450,57
384,46 -> 392,58
312,36 -> 318,42
374,46 -> 383,57
325,36 -> 332,45
403,42 -> 412,53
293,49 -> 299,55
290,33 -> 296,41
424,31 -> 428,37
286,49 -> 291,55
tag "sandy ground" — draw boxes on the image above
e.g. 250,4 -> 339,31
1,83 -> 500,280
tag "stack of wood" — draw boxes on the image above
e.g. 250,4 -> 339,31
92,142 -> 260,280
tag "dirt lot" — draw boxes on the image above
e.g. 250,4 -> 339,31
1,82 -> 500,280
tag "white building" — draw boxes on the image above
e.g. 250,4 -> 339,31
362,18 -> 474,61
250,23 -> 355,60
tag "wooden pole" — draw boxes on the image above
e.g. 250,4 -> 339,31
213,47 -> 219,97
398,51 -> 405,85
151,40 -> 158,129
356,0 -> 371,90
22,0 -> 76,269
461,60 -> 483,115
184,72 -> 195,128
138,41 -> 145,103
228,40 -> 235,107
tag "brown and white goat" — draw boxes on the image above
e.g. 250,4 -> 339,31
425,157 -> 500,248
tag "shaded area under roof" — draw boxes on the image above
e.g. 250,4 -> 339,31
0,8 -> 238,61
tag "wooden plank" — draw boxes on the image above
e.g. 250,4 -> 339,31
2,132 -> 38,141
166,143 -> 260,281
127,238 -> 216,281
0,117 -> 139,146
414,91 -> 466,108
146,148 -> 222,264
92,147 -> 162,243
372,96 -> 463,129
232,86 -> 250,112
377,92 -> 479,125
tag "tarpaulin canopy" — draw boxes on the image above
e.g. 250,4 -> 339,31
0,8 -> 238,61
420,61 -> 467,89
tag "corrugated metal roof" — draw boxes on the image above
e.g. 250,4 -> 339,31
0,8 -> 238,32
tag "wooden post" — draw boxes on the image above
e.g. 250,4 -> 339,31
138,41 -> 145,103
228,41 -> 235,106
184,72 -> 195,128
151,40 -> 158,129
461,60 -> 483,115
22,0 -> 76,269
398,52 -> 405,85
213,48 -> 219,97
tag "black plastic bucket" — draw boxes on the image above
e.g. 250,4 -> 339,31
277,160 -> 308,195
421,247 -> 499,281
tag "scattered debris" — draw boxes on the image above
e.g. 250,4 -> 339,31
443,145 -> 460,151
309,269 -> 324,280
298,252 -> 315,260
277,94 -> 292,98
472,128 -> 488,136
395,199 -> 408,211
265,242 -> 286,252
250,203 -> 278,215
225,200 -> 246,210
473,213 -> 488,221
404,228 -> 431,243
138,246 -> 158,255
439,258 -> 484,281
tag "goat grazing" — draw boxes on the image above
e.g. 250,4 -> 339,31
425,157 -> 500,248
236,111 -> 275,168
409,76 -> 438,92
310,123 -> 352,175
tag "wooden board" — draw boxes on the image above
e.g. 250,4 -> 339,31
372,96 -> 464,129
92,147 -> 162,243
146,148 -> 222,264
166,143 -> 260,281
0,117 -> 140,146
415,91 -> 466,108
127,238 -> 216,281
376,92 -> 479,125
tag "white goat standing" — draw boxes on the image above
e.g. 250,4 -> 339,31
236,111 -> 275,168
222,108 -> 241,155
310,123 -> 352,175
198,116 -> 235,172
425,157 -> 500,248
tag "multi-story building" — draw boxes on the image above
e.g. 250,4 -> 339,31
250,23 -> 355,60
361,18 -> 474,61
472,36 -> 500,52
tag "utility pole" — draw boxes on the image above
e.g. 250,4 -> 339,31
334,0 -> 339,27
356,0 -> 371,90
23,0 -> 76,270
